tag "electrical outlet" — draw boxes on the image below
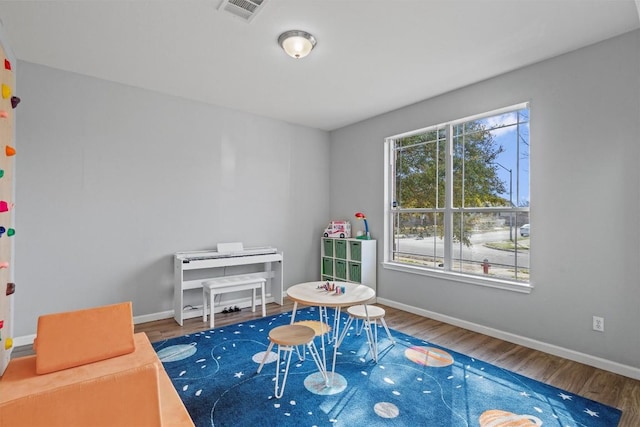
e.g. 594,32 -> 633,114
592,316 -> 604,332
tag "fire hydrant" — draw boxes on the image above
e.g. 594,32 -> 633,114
482,258 -> 490,274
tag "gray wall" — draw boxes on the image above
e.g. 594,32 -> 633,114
330,30 -> 640,372
12,29 -> 640,375
14,62 -> 330,336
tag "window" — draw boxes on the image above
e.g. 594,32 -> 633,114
384,104 -> 530,289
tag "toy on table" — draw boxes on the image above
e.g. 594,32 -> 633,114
317,281 -> 346,295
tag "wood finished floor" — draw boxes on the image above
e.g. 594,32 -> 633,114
13,299 -> 640,426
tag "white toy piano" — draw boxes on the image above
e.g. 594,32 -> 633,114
174,242 -> 283,325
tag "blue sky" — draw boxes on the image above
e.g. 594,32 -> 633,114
479,109 -> 530,206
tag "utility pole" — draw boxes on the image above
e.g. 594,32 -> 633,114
494,162 -> 513,241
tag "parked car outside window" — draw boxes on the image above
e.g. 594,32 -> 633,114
520,224 -> 530,237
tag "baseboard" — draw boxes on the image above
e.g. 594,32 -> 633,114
133,295 -> 275,324
13,295 -> 275,348
13,333 -> 36,348
377,297 -> 640,381
133,310 -> 175,324
15,296 -> 638,381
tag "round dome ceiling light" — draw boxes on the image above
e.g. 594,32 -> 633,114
278,30 -> 317,59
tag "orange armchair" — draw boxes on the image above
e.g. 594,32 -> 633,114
0,302 -> 193,427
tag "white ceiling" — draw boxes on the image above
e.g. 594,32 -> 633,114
0,0 -> 638,131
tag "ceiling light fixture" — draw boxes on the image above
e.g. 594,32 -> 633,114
278,30 -> 316,59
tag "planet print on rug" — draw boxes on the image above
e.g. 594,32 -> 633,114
156,343 -> 197,362
303,371 -> 347,395
479,409 -> 542,426
404,346 -> 454,367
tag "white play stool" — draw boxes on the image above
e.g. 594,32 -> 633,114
338,304 -> 395,362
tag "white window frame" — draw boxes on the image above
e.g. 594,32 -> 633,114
383,103 -> 532,293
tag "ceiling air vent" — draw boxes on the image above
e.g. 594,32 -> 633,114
218,0 -> 267,23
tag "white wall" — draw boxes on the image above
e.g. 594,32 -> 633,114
14,62 -> 330,336
330,30 -> 640,375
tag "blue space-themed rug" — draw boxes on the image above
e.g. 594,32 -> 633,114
153,308 -> 621,427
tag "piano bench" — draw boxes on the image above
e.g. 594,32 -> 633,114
202,276 -> 267,328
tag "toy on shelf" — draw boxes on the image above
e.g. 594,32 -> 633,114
323,220 -> 351,238
355,212 -> 371,240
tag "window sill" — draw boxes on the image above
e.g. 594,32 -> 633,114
382,261 -> 533,294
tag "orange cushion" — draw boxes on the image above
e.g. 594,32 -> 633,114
34,302 -> 135,374
157,365 -> 196,426
0,334 -> 165,427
